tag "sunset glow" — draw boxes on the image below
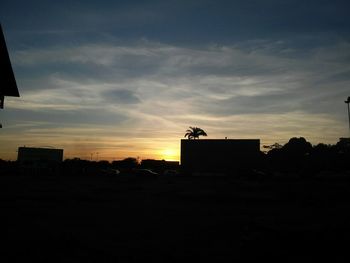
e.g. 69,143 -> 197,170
159,148 -> 179,161
1,1 -> 349,161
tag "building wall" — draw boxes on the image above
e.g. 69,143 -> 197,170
181,139 -> 260,174
17,147 -> 63,164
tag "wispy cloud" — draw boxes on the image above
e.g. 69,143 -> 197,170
2,39 -> 350,160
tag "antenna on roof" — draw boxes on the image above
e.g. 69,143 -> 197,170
0,23 -> 20,128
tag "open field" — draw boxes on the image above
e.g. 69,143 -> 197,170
1,174 -> 350,262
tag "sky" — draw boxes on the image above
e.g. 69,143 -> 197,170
1,0 -> 350,161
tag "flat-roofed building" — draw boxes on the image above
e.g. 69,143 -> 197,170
17,147 -> 63,165
181,139 -> 260,175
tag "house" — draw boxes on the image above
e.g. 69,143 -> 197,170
181,139 -> 260,175
0,24 -> 19,110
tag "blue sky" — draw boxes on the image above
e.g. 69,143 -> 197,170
1,0 -> 350,160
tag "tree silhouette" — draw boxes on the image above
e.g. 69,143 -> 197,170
262,143 -> 282,153
282,137 -> 312,156
184,127 -> 208,139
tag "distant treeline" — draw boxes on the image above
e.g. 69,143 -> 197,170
261,137 -> 350,175
0,157 -> 179,177
0,137 -> 349,177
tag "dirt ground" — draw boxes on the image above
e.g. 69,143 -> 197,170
1,174 -> 350,262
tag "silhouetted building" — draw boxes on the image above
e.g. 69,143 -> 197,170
337,137 -> 350,148
181,139 -> 260,175
1,24 -> 20,128
17,147 -> 64,165
0,24 -> 19,109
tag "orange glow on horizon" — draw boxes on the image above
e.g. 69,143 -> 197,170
61,146 -> 180,162
158,148 -> 179,161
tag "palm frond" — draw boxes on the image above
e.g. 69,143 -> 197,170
184,126 -> 207,139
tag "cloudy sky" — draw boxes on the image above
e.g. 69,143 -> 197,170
1,0 -> 350,161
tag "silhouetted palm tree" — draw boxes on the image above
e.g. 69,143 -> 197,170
184,127 -> 207,139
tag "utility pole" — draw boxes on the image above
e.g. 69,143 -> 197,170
345,96 -> 350,136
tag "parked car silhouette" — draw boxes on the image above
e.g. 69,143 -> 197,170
131,169 -> 159,177
163,170 -> 179,176
99,168 -> 120,176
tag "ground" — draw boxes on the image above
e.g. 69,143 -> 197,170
1,174 -> 350,262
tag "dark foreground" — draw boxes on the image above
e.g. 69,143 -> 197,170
1,174 -> 350,262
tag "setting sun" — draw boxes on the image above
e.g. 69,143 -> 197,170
160,148 -> 179,161
1,0 -> 348,163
